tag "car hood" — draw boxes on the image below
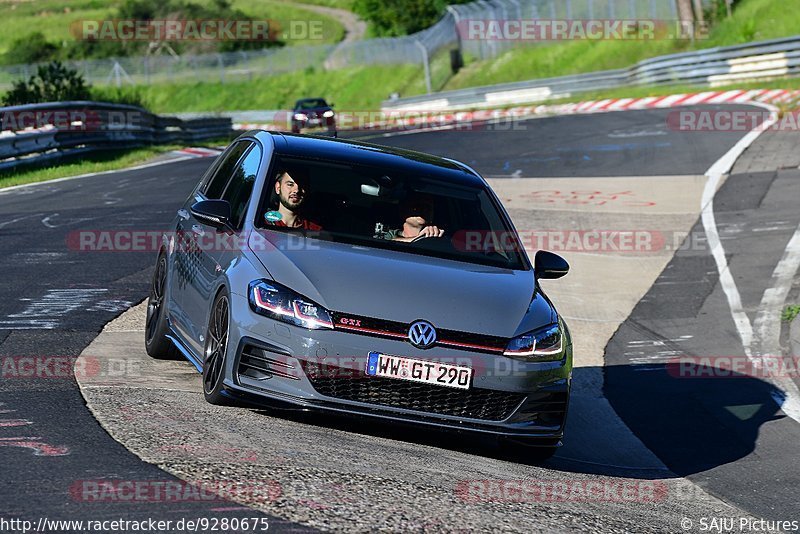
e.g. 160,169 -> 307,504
248,231 -> 545,337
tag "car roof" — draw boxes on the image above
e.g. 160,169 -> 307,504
294,98 -> 327,105
256,131 -> 485,187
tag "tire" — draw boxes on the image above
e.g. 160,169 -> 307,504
145,252 -> 179,359
202,289 -> 234,405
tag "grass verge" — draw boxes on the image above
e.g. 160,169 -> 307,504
0,0 -> 344,59
139,63 -> 428,113
444,0 -> 799,91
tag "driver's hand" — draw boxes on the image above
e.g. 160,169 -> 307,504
418,226 -> 444,238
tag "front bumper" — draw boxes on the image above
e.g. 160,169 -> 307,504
224,295 -> 572,442
292,117 -> 336,131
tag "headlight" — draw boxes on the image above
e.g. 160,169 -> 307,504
293,113 -> 308,121
503,323 -> 563,361
248,280 -> 333,330
322,110 -> 334,118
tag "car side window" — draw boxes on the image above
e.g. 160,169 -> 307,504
221,144 -> 262,230
203,141 -> 252,199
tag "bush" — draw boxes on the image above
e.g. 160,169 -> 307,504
2,61 -> 91,106
4,32 -> 59,64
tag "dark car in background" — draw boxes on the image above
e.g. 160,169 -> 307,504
291,98 -> 336,134
144,131 -> 573,457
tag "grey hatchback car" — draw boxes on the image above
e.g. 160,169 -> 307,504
145,131 -> 573,454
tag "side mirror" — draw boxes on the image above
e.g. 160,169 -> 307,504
190,199 -> 232,231
329,102 -> 335,107
535,250 -> 569,279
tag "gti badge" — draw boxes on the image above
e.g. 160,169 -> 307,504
408,320 -> 437,349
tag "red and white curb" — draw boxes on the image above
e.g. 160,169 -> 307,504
544,88 -> 800,114
233,89 -> 800,133
174,147 -> 224,158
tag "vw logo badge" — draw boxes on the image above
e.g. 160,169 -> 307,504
408,320 -> 437,349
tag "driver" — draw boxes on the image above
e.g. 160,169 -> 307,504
376,194 -> 444,242
266,169 -> 322,230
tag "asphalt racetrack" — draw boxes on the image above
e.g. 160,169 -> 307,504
1,105 -> 798,532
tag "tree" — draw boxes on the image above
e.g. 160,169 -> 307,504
353,0 -> 471,37
2,61 -> 91,106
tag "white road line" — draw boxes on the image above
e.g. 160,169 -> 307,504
753,222 -> 800,420
701,101 -> 800,423
41,213 -> 59,228
701,172 -> 755,354
0,214 -> 40,229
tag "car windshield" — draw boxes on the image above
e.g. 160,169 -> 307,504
256,156 -> 528,270
295,99 -> 327,110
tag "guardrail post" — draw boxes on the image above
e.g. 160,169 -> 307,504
692,0 -> 704,23
414,40 -> 432,94
445,6 -> 462,52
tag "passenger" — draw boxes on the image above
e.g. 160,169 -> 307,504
377,194 -> 444,242
266,169 -> 322,230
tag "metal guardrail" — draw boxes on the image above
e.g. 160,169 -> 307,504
0,101 -> 231,171
382,35 -> 800,111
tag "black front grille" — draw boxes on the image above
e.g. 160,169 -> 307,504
301,361 -> 525,421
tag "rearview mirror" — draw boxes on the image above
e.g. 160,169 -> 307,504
191,199 -> 232,231
535,250 -> 569,279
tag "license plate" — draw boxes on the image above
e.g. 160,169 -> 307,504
365,352 -> 472,390
308,118 -> 321,125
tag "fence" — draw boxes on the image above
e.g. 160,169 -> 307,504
0,0 -> 711,93
0,101 -> 231,171
382,35 -> 800,111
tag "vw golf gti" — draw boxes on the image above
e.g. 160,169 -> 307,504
145,131 -> 573,455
